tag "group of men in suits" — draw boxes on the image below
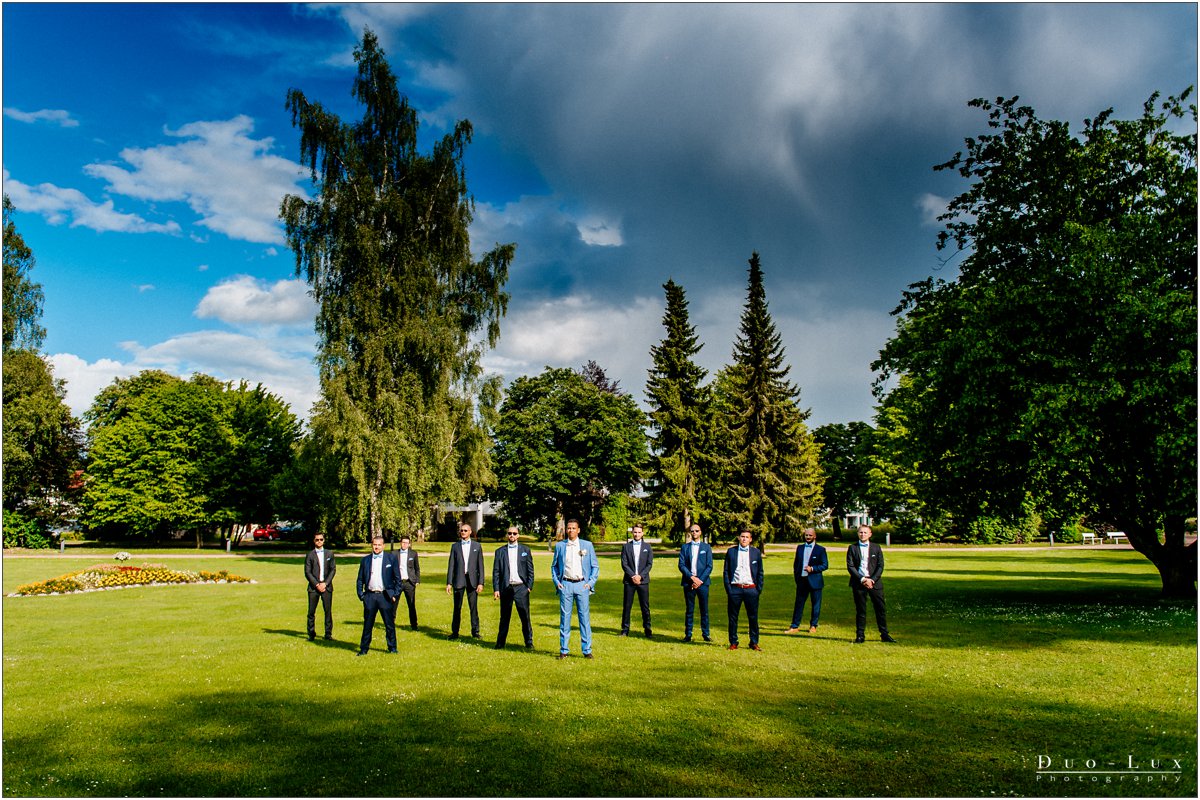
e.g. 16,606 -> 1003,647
304,521 -> 894,656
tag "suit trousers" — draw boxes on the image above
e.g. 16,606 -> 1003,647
558,580 -> 593,654
852,583 -> 888,637
683,583 -> 710,637
452,586 -> 480,636
360,592 -> 397,652
307,587 -> 333,638
497,584 -> 533,647
621,581 -> 652,633
790,582 -> 822,628
726,585 -> 760,646
398,579 -> 418,629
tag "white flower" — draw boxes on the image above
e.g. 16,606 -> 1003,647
114,551 -> 131,561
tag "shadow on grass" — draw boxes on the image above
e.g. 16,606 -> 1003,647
4,673 -> 1194,797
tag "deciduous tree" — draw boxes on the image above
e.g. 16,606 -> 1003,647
3,195 -> 45,353
875,90 -> 1196,595
280,29 -> 515,542
491,366 -> 647,538
813,421 -> 873,539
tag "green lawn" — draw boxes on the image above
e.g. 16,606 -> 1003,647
2,546 -> 1195,797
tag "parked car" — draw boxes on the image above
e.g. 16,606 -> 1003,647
252,525 -> 281,541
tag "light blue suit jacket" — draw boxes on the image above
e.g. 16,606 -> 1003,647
551,538 -> 600,593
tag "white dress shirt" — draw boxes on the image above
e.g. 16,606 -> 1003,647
563,539 -> 584,580
398,549 -> 409,580
459,539 -> 473,575
507,544 -> 521,584
314,548 -> 325,582
368,554 -> 384,591
732,547 -> 753,585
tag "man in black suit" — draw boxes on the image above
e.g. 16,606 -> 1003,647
846,524 -> 896,643
785,527 -> 827,634
304,532 -> 336,640
723,527 -> 765,651
492,526 -> 535,649
355,535 -> 402,655
396,534 -> 421,630
619,523 -> 654,638
445,521 -> 485,639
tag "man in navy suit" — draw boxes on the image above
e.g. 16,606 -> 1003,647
445,521 -> 485,639
723,527 -> 764,651
395,534 -> 421,630
677,523 -> 713,643
355,535 -> 401,655
304,532 -> 336,641
846,524 -> 896,643
619,523 -> 654,638
786,527 -> 827,634
492,526 -> 535,649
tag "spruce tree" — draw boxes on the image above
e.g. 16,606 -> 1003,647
644,279 -> 711,541
714,252 -> 822,545
280,30 -> 515,541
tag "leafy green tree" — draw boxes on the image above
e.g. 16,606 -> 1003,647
3,195 -> 46,353
280,29 -> 515,542
813,421 -> 873,539
875,90 -> 1196,595
491,366 -> 648,538
82,371 -> 300,546
711,253 -> 823,545
644,279 -> 712,541
2,351 -> 83,526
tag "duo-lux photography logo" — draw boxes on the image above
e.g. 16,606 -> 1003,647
1036,754 -> 1185,786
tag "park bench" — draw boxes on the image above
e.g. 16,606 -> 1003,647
1106,531 -> 1128,545
1080,532 -> 1100,545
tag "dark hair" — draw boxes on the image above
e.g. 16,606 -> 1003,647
400,534 -> 411,542
566,518 -> 581,527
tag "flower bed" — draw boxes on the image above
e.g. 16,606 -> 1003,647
9,563 -> 255,596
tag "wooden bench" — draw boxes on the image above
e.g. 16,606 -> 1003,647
1107,531 -> 1128,545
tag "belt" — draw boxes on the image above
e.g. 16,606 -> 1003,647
564,577 -> 584,582
367,589 -> 385,594
733,583 -> 757,588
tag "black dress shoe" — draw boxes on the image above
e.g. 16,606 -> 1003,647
853,637 -> 865,644
494,643 -> 504,650
524,643 -> 534,649
682,636 -> 692,643
881,634 -> 897,643
356,650 -> 368,656
618,631 -> 628,636
644,631 -> 653,639
324,635 -> 333,640
448,634 -> 459,640
388,648 -> 398,654
308,635 -> 316,641
703,635 -> 713,643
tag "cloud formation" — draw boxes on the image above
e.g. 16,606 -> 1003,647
3,107 -> 79,127
2,169 -> 181,235
83,115 -> 308,244
195,275 -> 316,326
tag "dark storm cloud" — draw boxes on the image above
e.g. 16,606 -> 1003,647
338,3 -> 1196,424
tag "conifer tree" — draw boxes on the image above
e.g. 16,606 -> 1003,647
713,253 -> 822,545
644,279 -> 711,541
280,30 -> 515,541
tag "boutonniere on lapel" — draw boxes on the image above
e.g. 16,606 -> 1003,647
579,548 -> 588,557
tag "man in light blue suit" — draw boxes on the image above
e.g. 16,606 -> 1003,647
677,523 -> 714,643
551,518 -> 600,659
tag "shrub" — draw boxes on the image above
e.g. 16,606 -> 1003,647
2,509 -> 51,549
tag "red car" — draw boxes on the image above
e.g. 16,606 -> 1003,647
252,525 -> 281,541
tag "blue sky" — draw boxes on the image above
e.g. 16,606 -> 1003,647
3,2 -> 1196,427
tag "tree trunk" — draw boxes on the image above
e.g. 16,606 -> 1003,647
831,509 -> 845,541
1127,516 -> 1196,599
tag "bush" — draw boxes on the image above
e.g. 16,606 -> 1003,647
960,513 -> 1042,544
2,509 -> 51,549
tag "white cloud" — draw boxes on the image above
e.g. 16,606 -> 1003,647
3,169 -> 181,234
195,275 -> 316,326
83,115 -> 309,244
49,328 -> 319,422
916,193 -> 950,227
3,107 -> 80,127
135,284 -> 155,293
576,216 -> 623,247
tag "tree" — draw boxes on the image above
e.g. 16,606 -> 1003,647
644,279 -> 712,541
2,351 -> 83,526
711,253 -> 823,545
82,371 -> 300,546
491,366 -> 648,538
875,90 -> 1196,595
280,29 -> 515,542
813,421 -> 873,539
3,195 -> 46,353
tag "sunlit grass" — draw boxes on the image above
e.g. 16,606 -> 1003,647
2,546 -> 1194,796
